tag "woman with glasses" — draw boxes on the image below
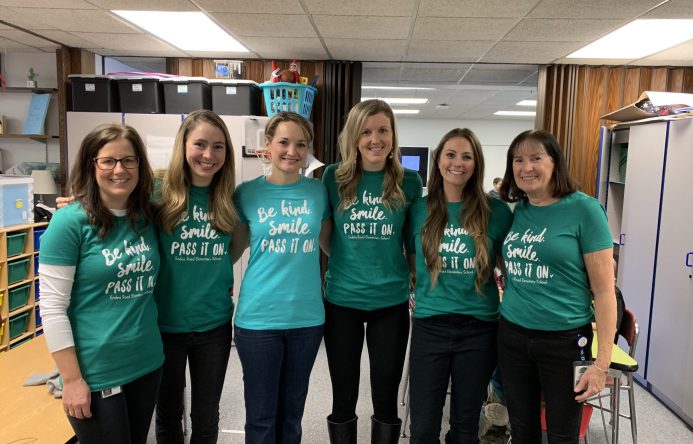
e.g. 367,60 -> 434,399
39,123 -> 162,444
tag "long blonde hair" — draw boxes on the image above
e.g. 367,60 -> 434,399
335,99 -> 405,211
422,128 -> 490,292
157,110 -> 238,234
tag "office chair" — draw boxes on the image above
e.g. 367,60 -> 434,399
589,308 -> 639,444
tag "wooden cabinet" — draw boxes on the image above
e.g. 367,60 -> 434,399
0,222 -> 47,352
597,118 -> 693,427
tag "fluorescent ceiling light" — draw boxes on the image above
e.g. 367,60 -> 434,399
112,10 -> 249,52
362,86 -> 437,91
393,109 -> 420,114
516,100 -> 537,107
567,19 -> 693,59
494,111 -> 536,117
362,97 -> 429,105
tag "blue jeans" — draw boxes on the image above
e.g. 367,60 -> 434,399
68,367 -> 162,444
156,322 -> 233,444
498,317 -> 593,444
234,324 -> 324,444
409,315 -> 498,444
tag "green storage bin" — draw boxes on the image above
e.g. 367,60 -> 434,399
8,258 -> 30,284
7,232 -> 27,257
9,312 -> 29,340
8,283 -> 30,312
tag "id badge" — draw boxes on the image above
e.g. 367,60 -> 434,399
101,386 -> 122,398
573,360 -> 592,387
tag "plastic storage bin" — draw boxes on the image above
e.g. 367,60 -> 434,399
0,176 -> 34,228
8,258 -> 30,284
69,75 -> 120,112
9,312 -> 29,340
36,306 -> 42,327
161,77 -> 212,114
8,283 -> 30,312
259,82 -> 317,119
35,280 -> 40,301
117,77 -> 164,113
34,254 -> 39,276
34,228 -> 46,250
7,232 -> 27,257
210,80 -> 261,116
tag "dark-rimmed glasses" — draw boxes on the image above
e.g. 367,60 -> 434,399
93,156 -> 140,170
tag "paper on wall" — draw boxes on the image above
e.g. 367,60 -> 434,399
146,135 -> 175,170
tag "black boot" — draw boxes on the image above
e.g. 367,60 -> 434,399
328,415 -> 358,444
370,416 -> 401,444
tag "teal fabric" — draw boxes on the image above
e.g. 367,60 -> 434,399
500,192 -> 613,330
155,185 -> 234,333
407,196 -> 512,320
39,203 -> 163,391
234,176 -> 329,329
323,165 -> 423,310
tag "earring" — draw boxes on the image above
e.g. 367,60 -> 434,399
388,152 -> 393,159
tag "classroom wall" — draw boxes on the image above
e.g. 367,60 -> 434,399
397,117 -> 533,191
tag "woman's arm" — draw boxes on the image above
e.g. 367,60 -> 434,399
575,247 -> 617,402
319,219 -> 333,256
231,223 -> 250,264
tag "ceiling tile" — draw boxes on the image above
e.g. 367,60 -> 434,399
34,30 -> 97,48
528,0 -> 664,19
2,8 -> 54,30
325,39 -> 406,61
413,17 -> 517,40
72,32 -> 178,51
304,0 -> 415,16
88,0 -> 197,11
213,13 -> 317,38
0,29 -> 58,48
0,36 -> 35,50
400,66 -> 469,82
362,67 -> 404,82
238,37 -> 329,59
463,67 -> 538,84
482,41 -> 584,63
406,40 -> 495,62
313,15 -> 411,39
418,0 -> 539,18
636,40 -> 693,64
642,0 -> 693,18
13,8 -> 141,33
0,0 -> 93,7
505,18 -> 625,42
197,0 -> 303,14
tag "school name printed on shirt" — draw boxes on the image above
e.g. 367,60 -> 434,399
171,205 -> 226,260
438,224 -> 474,274
256,199 -> 317,254
101,236 -> 156,299
342,190 -> 394,240
503,227 -> 553,285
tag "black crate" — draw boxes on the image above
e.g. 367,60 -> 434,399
69,75 -> 120,112
162,78 -> 212,114
117,77 -> 164,114
210,80 -> 261,116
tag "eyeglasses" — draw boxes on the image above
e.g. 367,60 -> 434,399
93,156 -> 140,170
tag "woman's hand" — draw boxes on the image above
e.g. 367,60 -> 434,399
574,363 -> 607,402
62,376 -> 92,419
56,196 -> 75,209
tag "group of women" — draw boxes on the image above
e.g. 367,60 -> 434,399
39,97 -> 616,444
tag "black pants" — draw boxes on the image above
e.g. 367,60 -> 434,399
156,322 -> 233,444
324,300 -> 409,423
497,317 -> 593,444
67,367 -> 162,444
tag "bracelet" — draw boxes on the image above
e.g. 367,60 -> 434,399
593,362 -> 609,373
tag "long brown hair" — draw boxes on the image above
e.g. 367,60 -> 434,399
422,128 -> 491,292
69,123 -> 154,238
335,99 -> 405,211
157,110 -> 237,234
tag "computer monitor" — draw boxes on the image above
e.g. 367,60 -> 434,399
400,146 -> 430,186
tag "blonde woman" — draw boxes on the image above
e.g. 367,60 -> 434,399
322,99 -> 423,442
154,110 -> 238,443
406,128 -> 512,443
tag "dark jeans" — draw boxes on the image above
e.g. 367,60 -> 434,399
68,367 -> 162,444
156,322 -> 233,444
409,315 -> 498,444
497,317 -> 593,444
324,300 -> 409,423
234,324 -> 324,444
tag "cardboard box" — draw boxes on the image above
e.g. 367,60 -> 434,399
602,91 -> 693,122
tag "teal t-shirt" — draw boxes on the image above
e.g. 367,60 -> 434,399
323,164 -> 423,310
39,203 -> 163,391
407,196 -> 512,320
154,185 -> 233,333
500,192 -> 613,330
234,175 -> 330,329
